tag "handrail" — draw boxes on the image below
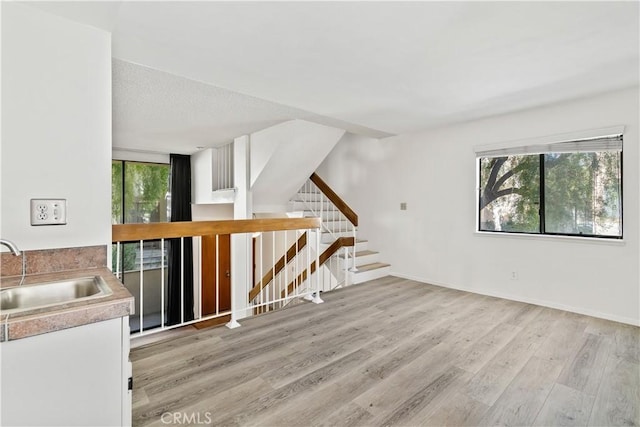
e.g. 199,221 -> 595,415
310,173 -> 358,226
281,236 -> 354,298
112,218 -> 321,242
248,232 -> 307,301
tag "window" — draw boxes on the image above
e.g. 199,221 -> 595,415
112,160 -> 171,332
112,160 -> 171,271
478,134 -> 622,238
112,160 -> 171,225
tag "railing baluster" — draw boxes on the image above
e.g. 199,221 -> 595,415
327,253 -> 331,292
295,231 -> 299,298
222,145 -> 228,188
180,237 -> 184,324
352,225 -> 357,272
333,203 -> 336,236
271,231 -> 275,312
313,227 -> 323,304
216,234 -> 220,315
116,242 -> 121,280
306,228 -> 310,295
218,148 -> 222,190
259,232 -> 263,310
319,187 -> 323,235
196,237 -> 201,320
221,146 -> 225,188
344,246 -> 349,287
139,240 -> 144,333
227,144 -> 231,188
284,230 -> 288,302
161,238 -> 165,329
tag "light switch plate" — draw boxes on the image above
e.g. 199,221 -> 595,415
30,199 -> 67,225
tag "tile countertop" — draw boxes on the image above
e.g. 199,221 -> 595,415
0,268 -> 134,342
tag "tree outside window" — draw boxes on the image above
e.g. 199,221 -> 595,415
479,147 -> 622,238
112,161 -> 171,271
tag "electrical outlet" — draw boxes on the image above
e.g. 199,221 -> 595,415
30,199 -> 67,226
400,202 -> 407,210
511,271 -> 518,280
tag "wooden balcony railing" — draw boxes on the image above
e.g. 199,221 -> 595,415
112,218 -> 321,336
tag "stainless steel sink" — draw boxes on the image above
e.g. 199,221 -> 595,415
0,276 -> 112,314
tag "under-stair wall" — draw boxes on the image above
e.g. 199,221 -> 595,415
250,120 -> 346,212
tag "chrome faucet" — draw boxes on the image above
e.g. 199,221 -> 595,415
0,239 -> 25,285
0,239 -> 21,256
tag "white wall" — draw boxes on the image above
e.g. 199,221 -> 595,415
1,3 -> 112,251
250,120 -> 345,212
318,87 -> 640,325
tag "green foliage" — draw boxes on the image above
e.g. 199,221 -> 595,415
480,156 -> 539,233
111,244 -> 138,272
112,161 -> 170,224
479,151 -> 621,236
112,161 -> 171,272
112,161 -> 123,224
545,152 -> 621,235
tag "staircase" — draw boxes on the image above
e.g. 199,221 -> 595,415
348,240 -> 392,284
245,172 -> 390,314
289,174 -> 391,287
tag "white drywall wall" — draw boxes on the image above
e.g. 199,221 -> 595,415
317,87 -> 640,325
191,148 -> 215,204
1,3 -> 112,251
250,120 -> 345,212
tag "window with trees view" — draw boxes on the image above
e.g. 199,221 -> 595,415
478,135 -> 623,238
112,160 -> 171,271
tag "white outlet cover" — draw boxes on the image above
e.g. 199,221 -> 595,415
30,199 -> 67,226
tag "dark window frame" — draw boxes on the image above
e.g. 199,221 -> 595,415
112,159 -> 171,272
112,159 -> 171,225
477,151 -> 623,240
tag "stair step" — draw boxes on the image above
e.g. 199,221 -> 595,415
336,249 -> 380,268
355,250 -> 377,257
355,239 -> 368,251
350,262 -> 391,285
338,249 -> 378,259
355,262 -> 390,272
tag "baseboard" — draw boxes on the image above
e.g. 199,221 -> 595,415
390,271 -> 640,327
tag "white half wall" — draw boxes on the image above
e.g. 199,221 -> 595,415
317,87 -> 640,325
1,3 -> 112,251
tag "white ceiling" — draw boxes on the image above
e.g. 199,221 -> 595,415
29,1 -> 640,153
112,60 -> 390,154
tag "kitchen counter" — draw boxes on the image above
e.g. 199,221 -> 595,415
0,268 -> 134,342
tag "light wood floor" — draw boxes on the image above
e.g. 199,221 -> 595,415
131,276 -> 639,427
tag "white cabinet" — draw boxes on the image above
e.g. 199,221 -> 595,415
0,316 -> 131,426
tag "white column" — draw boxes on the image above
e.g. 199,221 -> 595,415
228,135 -> 252,328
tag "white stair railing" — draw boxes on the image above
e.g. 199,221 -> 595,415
249,228 -> 324,315
248,227 -> 354,311
213,142 -> 234,191
289,174 -> 358,290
